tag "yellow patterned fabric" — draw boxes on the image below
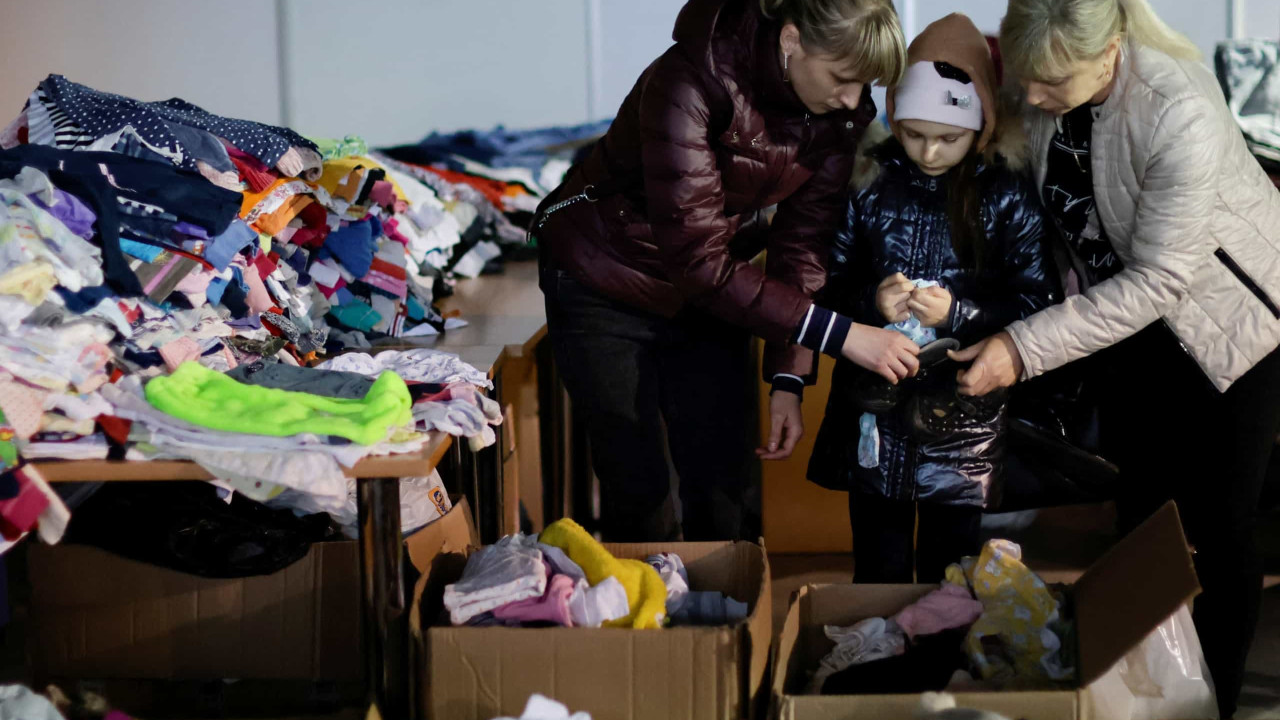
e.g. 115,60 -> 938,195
947,539 -> 1072,685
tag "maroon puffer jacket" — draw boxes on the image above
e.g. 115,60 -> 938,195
538,0 -> 877,380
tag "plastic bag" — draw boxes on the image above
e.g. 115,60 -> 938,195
1088,604 -> 1218,720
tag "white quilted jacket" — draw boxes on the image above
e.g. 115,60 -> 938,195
1008,41 -> 1280,392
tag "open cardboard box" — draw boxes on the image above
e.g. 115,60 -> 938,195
27,497 -> 475,682
773,502 -> 1201,720
411,537 -> 773,720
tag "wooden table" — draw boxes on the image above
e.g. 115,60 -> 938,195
33,434 -> 452,720
376,261 -> 566,542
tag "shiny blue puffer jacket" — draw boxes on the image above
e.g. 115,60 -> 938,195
807,138 -> 1060,508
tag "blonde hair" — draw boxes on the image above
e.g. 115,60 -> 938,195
1000,0 -> 1201,81
761,0 -> 907,86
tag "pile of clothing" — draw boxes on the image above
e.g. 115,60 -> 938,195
442,518 -> 748,630
810,539 -> 1074,695
378,119 -> 610,278
0,75 -> 508,554
0,683 -> 133,720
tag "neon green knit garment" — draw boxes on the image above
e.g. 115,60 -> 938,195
145,362 -> 412,445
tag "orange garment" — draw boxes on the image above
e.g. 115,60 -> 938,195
256,195 -> 314,236
239,177 -> 290,218
337,167 -> 366,203
419,166 -> 513,208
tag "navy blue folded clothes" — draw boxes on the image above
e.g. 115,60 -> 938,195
384,119 -> 614,173
29,74 -> 317,170
670,591 -> 749,626
0,145 -> 241,288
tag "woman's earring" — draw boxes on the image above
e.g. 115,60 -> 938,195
783,53 -> 791,82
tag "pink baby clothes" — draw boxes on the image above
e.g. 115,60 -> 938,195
492,572 -> 576,627
361,270 -> 408,298
892,583 -> 984,640
0,375 -> 49,440
158,337 -> 204,373
232,256 -> 275,315
368,180 -> 396,208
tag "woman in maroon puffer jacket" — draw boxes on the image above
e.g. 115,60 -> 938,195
535,0 -> 919,542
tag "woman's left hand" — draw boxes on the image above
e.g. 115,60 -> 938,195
757,390 -> 804,460
949,331 -> 1024,395
907,285 -> 953,328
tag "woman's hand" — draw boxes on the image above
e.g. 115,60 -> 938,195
949,331 -> 1025,395
842,323 -> 920,383
875,273 -> 914,324
757,391 -> 803,460
907,285 -> 952,328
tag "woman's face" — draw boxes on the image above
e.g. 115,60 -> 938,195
781,24 -> 867,115
897,119 -> 977,175
1020,39 -> 1122,115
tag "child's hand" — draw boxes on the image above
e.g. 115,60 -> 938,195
908,285 -> 953,328
875,273 -> 914,323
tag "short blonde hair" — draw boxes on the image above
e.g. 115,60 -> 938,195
1000,0 -> 1201,82
761,0 -> 907,86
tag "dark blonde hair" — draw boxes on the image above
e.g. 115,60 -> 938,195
760,0 -> 907,86
1000,0 -> 1201,81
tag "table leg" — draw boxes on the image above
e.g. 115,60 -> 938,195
473,366 -> 504,543
357,476 -> 407,719
536,338 -> 567,525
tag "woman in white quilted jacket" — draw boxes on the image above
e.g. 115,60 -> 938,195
950,0 -> 1280,715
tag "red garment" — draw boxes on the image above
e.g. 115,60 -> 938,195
253,251 -> 279,281
291,203 -> 331,248
261,311 -> 287,338
96,415 -> 132,445
317,276 -> 347,299
0,467 -> 50,540
368,257 -> 407,281
227,145 -> 279,193
420,166 -> 511,208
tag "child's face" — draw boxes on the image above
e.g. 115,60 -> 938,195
897,119 -> 977,176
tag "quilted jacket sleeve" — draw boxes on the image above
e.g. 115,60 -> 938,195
760,137 -> 857,381
638,53 -> 814,344
1006,94 -> 1221,379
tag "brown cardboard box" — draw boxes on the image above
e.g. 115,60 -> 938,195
773,502 -> 1201,720
413,539 -> 773,720
27,497 -> 476,682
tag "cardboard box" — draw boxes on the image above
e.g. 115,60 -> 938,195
27,497 -> 476,682
413,538 -> 773,720
773,502 -> 1200,720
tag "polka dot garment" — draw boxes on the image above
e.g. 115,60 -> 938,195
37,74 -> 317,171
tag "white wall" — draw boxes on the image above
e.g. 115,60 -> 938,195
0,0 -> 282,126
591,0 -> 687,121
280,0 -> 589,146
1243,0 -> 1280,42
0,0 -> 1273,147
908,0 -> 1229,62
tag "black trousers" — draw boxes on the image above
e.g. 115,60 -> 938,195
541,261 -> 758,542
849,491 -> 983,584
1098,323 -> 1280,719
